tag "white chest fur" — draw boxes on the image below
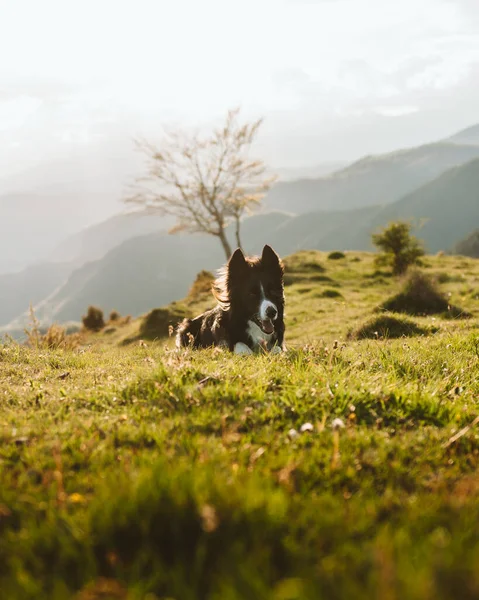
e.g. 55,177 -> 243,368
246,320 -> 273,350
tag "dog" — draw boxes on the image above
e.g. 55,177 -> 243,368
176,245 -> 285,355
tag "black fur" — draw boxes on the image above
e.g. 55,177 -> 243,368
177,245 -> 285,352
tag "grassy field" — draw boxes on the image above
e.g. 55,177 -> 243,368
2,251 -> 479,599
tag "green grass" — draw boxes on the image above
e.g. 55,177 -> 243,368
2,251 -> 479,599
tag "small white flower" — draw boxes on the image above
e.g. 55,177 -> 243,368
332,418 -> 345,430
288,428 -> 299,439
300,422 -> 314,433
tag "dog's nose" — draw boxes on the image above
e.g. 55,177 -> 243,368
266,306 -> 277,320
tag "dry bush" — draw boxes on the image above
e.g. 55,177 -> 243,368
379,270 -> 471,318
109,310 -> 121,322
139,304 -> 190,341
82,306 -> 105,331
41,324 -> 83,350
320,289 -> 343,299
188,270 -> 215,300
328,251 -> 346,260
24,308 -> 82,350
348,314 -> 434,340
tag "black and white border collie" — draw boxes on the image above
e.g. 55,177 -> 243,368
177,245 -> 285,355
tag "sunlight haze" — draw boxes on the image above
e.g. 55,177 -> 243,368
1,0 -> 478,175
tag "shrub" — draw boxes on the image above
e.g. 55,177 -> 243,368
24,321 -> 82,350
82,306 -> 105,332
42,324 -> 82,350
139,303 -> 190,341
320,289 -> 343,299
348,314 -> 434,340
109,310 -> 121,322
372,221 -> 425,275
302,261 -> 326,272
188,270 -> 215,300
327,251 -> 346,260
379,270 -> 471,318
435,273 -> 465,284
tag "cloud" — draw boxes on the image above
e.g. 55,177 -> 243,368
0,0 -> 478,177
0,96 -> 41,132
374,106 -> 419,117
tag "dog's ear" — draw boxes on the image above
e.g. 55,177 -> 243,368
228,247 -> 247,274
261,245 -> 283,272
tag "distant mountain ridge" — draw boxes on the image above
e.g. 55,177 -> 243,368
50,210 -> 172,266
3,122 -> 479,335
264,140 -> 479,214
448,124 -> 479,146
266,157 -> 479,255
454,229 -> 479,258
4,155 -> 479,333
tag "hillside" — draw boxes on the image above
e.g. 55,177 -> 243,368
362,157 -> 479,253
448,123 -> 479,146
0,261 -> 73,327
264,157 -> 479,255
4,123 -> 479,330
4,150 -> 479,330
273,160 -> 347,180
454,229 -> 479,257
264,206 -> 378,253
5,154 -> 479,331
2,251 -> 479,599
3,213 -> 294,333
5,233 -> 223,331
264,141 -> 479,214
50,210 -> 171,266
0,193 -> 96,274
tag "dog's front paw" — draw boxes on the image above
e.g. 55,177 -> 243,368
270,345 -> 283,355
234,342 -> 254,355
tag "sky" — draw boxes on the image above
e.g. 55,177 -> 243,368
0,0 -> 478,179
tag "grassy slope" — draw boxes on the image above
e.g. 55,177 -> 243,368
2,251 -> 479,599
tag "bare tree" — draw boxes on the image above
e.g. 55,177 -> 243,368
125,108 -> 276,260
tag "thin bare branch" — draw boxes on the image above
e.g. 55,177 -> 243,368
124,108 -> 275,259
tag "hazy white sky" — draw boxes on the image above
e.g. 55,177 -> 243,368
1,0 -> 479,175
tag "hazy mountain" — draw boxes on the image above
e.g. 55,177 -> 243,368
2,214 -> 294,331
266,157 -> 479,255
4,124 -> 479,333
263,206 -> 378,254
50,210 -> 172,266
0,188 -> 124,275
454,229 -> 479,258
0,140 -> 140,274
0,210 -> 170,327
264,139 -> 479,214
4,150 -> 479,332
5,234 -> 222,329
273,161 -> 347,181
363,157 -> 479,253
4,122 -> 479,275
452,229 -> 479,258
0,261 -> 72,327
0,193 -> 98,274
448,124 -> 479,146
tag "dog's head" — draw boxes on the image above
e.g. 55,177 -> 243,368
225,245 -> 284,333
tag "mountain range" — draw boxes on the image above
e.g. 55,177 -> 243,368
265,132 -> 479,214
2,123 -> 479,336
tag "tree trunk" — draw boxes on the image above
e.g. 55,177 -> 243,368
218,228 -> 232,260
234,215 -> 242,251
